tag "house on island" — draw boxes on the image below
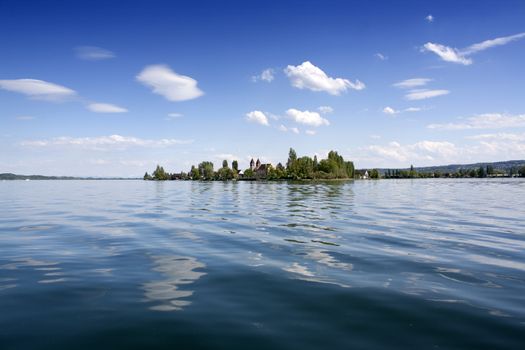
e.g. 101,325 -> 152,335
250,158 -> 272,178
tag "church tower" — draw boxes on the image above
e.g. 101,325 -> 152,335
250,158 -> 255,170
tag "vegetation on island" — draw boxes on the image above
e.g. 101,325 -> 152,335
378,163 -> 525,179
144,148 -> 355,181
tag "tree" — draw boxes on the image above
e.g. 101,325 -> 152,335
232,160 -> 238,172
190,165 -> 200,179
143,172 -> 152,180
152,165 -> 168,180
369,169 -> 380,179
518,166 -> 525,177
478,166 -> 486,178
198,161 -> 214,180
222,159 -> 228,168
486,165 -> 494,175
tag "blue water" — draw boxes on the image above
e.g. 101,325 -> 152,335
0,179 -> 524,349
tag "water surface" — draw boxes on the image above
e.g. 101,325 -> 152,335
1,179 -> 524,349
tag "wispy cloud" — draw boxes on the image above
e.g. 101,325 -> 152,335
422,32 -> 525,65
374,53 -> 388,61
166,113 -> 183,120
20,135 -> 193,150
383,106 -> 424,116
87,103 -> 128,113
75,46 -> 115,61
467,132 -> 525,141
428,113 -> 525,130
286,108 -> 330,127
252,68 -> 275,82
245,110 -> 270,126
318,106 -> 334,114
425,15 -> 434,23
305,130 -> 316,135
284,61 -> 364,95
0,79 -> 76,101
393,78 -> 432,89
136,64 -> 204,102
405,89 -> 449,100
16,115 -> 35,120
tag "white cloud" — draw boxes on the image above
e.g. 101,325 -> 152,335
305,130 -> 316,135
252,68 -> 275,82
422,43 -> 472,65
284,61 -> 364,95
383,106 -> 398,115
245,110 -> 269,126
422,32 -> 525,65
278,124 -> 288,132
374,53 -> 388,61
361,140 -> 459,164
215,154 -> 240,162
75,46 -> 115,61
425,15 -> 434,23
428,113 -> 525,130
286,108 -> 330,127
0,79 -> 76,101
136,64 -> 204,102
87,103 -> 128,113
20,135 -> 193,150
405,89 -> 449,100
467,132 -> 525,141
393,78 -> 432,89
383,106 -> 422,115
318,106 -> 334,114
166,112 -> 183,119
290,127 -> 300,134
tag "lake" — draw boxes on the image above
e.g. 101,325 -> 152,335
0,179 -> 524,349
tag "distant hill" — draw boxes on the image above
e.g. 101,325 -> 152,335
376,160 -> 525,174
0,173 -> 138,180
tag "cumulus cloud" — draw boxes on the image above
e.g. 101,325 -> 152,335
425,15 -> 434,23
286,108 -> 330,127
290,127 -> 300,134
136,64 -> 204,102
405,89 -> 449,100
318,106 -> 334,114
374,53 -> 388,61
245,110 -> 269,126
422,32 -> 525,65
284,61 -> 364,95
383,107 -> 398,115
252,68 -> 275,82
87,103 -> 128,113
75,46 -> 115,60
215,153 -> 240,162
467,132 -> 525,141
305,130 -> 316,135
20,135 -> 193,150
393,78 -> 432,89
0,79 -> 76,101
428,113 -> 525,130
278,124 -> 288,132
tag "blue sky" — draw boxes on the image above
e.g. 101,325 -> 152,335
1,0 -> 524,176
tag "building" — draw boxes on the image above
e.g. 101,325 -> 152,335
249,158 -> 272,178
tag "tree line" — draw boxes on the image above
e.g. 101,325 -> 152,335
144,148 -> 355,181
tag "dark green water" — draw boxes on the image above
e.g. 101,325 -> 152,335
0,179 -> 524,349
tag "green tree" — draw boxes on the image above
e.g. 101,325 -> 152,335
143,172 -> 152,180
198,161 -> 214,180
232,160 -> 239,172
518,166 -> 525,177
152,165 -> 169,180
486,165 -> 494,175
369,169 -> 380,179
478,166 -> 486,178
190,165 -> 200,179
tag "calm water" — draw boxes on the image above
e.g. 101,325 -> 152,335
0,179 -> 524,349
